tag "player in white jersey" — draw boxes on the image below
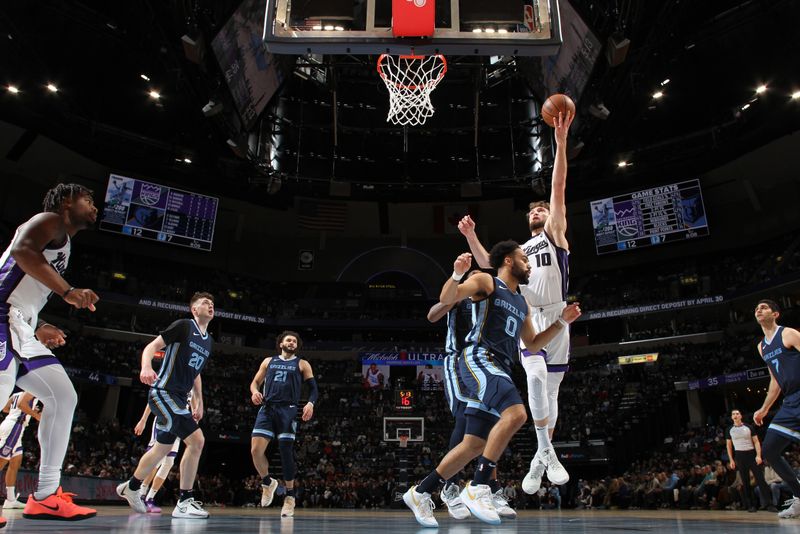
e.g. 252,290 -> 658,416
459,109 -> 574,494
0,391 -> 39,509
0,183 -> 99,522
363,363 -> 385,389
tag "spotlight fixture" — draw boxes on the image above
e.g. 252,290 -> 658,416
652,91 -> 663,99
660,78 -> 670,86
741,103 -> 751,111
792,91 -> 800,100
617,161 -> 629,168
148,90 -> 161,100
756,84 -> 767,94
472,28 -> 482,33
46,83 -> 58,93
140,73 -> 151,81
183,158 -> 192,164
7,85 -> 20,94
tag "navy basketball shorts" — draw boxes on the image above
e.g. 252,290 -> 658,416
252,403 -> 298,441
460,346 -> 523,417
768,391 -> 800,442
148,388 -> 198,444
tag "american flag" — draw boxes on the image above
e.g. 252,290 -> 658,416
296,198 -> 348,231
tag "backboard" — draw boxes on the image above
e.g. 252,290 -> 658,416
383,416 -> 425,442
263,0 -> 562,57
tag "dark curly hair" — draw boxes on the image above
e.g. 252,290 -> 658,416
277,330 -> 302,350
488,240 -> 520,270
42,183 -> 93,213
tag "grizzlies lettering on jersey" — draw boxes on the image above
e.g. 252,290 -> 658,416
762,326 -> 800,395
466,277 -> 528,373
263,356 -> 303,404
520,231 -> 568,307
154,319 -> 213,401
0,232 -> 71,324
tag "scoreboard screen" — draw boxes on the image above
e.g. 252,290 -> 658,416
395,389 -> 414,411
590,179 -> 709,255
99,174 -> 219,251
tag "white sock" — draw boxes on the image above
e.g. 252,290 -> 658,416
16,364 -> 78,500
141,484 -> 149,496
535,425 -> 552,453
7,485 -> 15,500
147,487 -> 158,501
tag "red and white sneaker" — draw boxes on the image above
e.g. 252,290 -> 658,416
0,516 -> 6,529
23,487 -> 97,521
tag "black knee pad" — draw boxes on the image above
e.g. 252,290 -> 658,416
278,440 -> 297,481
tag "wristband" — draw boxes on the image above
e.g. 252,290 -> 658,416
557,318 -> 568,328
451,271 -> 465,282
62,286 -> 75,299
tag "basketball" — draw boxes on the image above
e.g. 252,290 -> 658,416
541,94 -> 576,127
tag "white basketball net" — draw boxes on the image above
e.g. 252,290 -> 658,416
377,54 -> 447,126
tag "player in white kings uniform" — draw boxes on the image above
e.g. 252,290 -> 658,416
0,183 -> 99,521
459,109 -> 574,494
0,391 -> 39,509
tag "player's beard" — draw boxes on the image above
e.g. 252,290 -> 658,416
529,219 -> 545,232
513,265 -> 530,285
282,345 -> 297,354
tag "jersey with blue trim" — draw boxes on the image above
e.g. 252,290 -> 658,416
520,230 -> 569,307
0,231 -> 70,324
153,319 -> 212,400
445,299 -> 473,356
465,276 -> 528,372
761,326 -> 800,395
262,356 -> 303,404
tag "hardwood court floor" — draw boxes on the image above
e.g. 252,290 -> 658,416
1,507 -> 797,533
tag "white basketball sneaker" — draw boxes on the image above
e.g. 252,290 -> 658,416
261,478 -> 278,507
440,483 -> 470,519
779,497 -> 800,519
171,498 -> 209,519
281,496 -> 296,517
493,490 -> 517,518
3,496 -> 24,510
541,447 -> 569,485
459,484 -> 500,525
116,481 -> 147,513
402,486 -> 438,528
522,452 -> 546,494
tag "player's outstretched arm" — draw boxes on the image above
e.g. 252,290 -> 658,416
546,111 -> 574,249
520,303 -> 581,353
250,357 -> 272,405
140,336 -> 166,386
427,302 -> 454,323
754,368 -> 781,426
457,215 -> 491,268
17,392 -> 40,422
11,213 -> 99,311
301,360 -> 318,421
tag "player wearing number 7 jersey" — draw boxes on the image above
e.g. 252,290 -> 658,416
753,299 -> 800,519
117,292 -> 214,519
250,331 -> 318,517
459,110 -> 574,494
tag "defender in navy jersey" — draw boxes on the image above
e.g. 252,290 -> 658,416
250,331 -> 318,517
427,274 -> 517,521
459,110 -> 575,494
0,183 -> 98,522
405,241 -> 581,527
753,299 -> 800,518
118,292 -> 214,519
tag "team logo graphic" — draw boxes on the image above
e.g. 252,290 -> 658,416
617,225 -> 639,237
408,0 -> 426,7
139,183 -> 163,206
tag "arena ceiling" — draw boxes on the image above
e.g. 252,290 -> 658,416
1,0 -> 798,204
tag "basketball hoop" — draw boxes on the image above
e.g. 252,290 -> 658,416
377,54 -> 447,126
398,435 -> 409,448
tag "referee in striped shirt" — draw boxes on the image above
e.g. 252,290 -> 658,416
726,409 -> 776,512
